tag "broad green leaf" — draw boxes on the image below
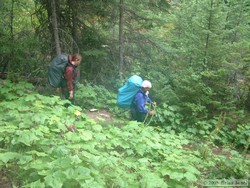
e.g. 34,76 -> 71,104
44,173 -> 64,188
27,180 -> 45,188
139,171 -> 167,188
110,151 -> 121,157
199,130 -> 205,135
65,132 -> 81,142
64,168 -> 76,179
92,124 -> 103,132
73,166 -> 91,180
138,158 -> 150,165
184,165 -> 200,175
31,114 -> 48,125
170,171 -> 184,181
26,151 -> 48,157
0,152 -> 20,163
29,159 -> 50,171
70,155 -> 82,165
64,166 -> 92,181
80,130 -> 93,141
50,157 -> 73,169
48,115 -> 61,125
16,130 -> 39,146
136,145 -> 147,156
121,142 -> 130,149
94,133 -> 107,141
0,125 -> 17,134
18,155 -> 33,165
24,94 -> 36,102
75,121 -> 86,128
160,168 -> 172,176
183,172 -> 197,182
163,110 -> 171,116
126,149 -> 134,155
34,100 -> 45,109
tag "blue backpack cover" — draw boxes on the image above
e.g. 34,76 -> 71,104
117,75 -> 143,108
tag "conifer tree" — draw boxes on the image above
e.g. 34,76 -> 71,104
163,0 -> 250,123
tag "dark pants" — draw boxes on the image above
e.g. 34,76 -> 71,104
131,106 -> 146,122
60,80 -> 75,106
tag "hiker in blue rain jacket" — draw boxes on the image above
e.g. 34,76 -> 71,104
131,80 -> 156,122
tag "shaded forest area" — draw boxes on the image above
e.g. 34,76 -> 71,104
0,0 -> 249,187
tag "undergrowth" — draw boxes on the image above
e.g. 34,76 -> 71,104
0,80 -> 249,188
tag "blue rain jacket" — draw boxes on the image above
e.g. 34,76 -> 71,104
132,88 -> 152,114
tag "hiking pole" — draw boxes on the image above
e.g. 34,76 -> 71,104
143,103 -> 156,126
145,105 -> 156,126
143,113 -> 149,124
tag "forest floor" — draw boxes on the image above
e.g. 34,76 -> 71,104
0,171 -> 12,188
86,109 -> 114,125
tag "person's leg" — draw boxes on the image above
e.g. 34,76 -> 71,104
137,112 -> 146,122
62,88 -> 74,107
131,107 -> 137,120
130,106 -> 146,122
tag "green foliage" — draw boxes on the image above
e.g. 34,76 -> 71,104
74,79 -> 250,152
0,0 -> 42,81
145,0 -> 250,150
75,83 -> 117,109
209,111 -> 250,150
1,80 -> 248,187
153,103 -> 182,130
75,82 -> 131,121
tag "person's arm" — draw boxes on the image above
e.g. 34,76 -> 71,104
135,93 -> 149,114
144,95 -> 156,115
64,67 -> 74,98
146,96 -> 152,103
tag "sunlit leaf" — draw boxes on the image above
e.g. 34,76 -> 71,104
16,130 -> 40,146
81,130 -> 93,141
44,173 -> 64,188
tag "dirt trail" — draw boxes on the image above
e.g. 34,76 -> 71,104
86,109 -> 113,124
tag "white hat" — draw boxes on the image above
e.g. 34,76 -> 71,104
141,80 -> 152,88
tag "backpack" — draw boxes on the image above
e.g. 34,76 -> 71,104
117,75 -> 143,109
48,54 -> 70,88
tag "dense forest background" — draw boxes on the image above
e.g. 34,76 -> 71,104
0,0 -> 249,187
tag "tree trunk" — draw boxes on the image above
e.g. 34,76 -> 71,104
203,0 -> 214,65
8,0 -> 15,73
68,0 -> 80,80
69,0 -> 78,53
119,0 -> 124,76
51,0 -> 61,55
